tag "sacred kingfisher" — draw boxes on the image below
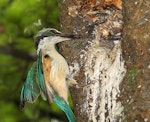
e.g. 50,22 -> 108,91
20,28 -> 77,122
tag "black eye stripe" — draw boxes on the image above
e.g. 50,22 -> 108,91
50,29 -> 61,35
34,28 -> 79,49
35,35 -> 48,49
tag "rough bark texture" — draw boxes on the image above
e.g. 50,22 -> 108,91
120,0 -> 150,121
58,0 -> 126,121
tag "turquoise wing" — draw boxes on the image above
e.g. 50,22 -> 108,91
53,95 -> 76,122
37,51 -> 47,101
37,51 -> 75,121
50,88 -> 76,122
20,62 -> 40,109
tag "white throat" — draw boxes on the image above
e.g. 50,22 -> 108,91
36,36 -> 71,55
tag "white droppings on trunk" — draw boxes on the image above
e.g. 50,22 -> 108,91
82,36 -> 126,121
69,61 -> 80,78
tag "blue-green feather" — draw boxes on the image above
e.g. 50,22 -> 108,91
37,51 -> 47,101
37,50 -> 76,121
20,50 -> 76,122
37,50 -> 76,122
53,95 -> 76,122
50,87 -> 75,122
20,62 -> 40,108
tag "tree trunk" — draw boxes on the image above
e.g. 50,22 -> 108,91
120,0 -> 150,121
58,0 -> 125,121
57,0 -> 149,121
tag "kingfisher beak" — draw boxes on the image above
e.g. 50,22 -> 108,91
59,33 -> 80,39
35,28 -> 81,46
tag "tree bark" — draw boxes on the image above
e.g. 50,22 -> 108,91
120,0 -> 150,121
57,0 -> 127,121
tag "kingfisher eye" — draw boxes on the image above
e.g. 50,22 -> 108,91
50,28 -> 62,35
44,54 -> 49,58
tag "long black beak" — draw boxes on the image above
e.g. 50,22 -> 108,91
49,28 -> 80,39
59,33 -> 80,39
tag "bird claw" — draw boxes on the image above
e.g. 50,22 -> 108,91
67,78 -> 78,86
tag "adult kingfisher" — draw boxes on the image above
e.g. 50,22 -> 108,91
20,28 -> 77,122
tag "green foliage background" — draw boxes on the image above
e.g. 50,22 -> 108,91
0,0 -> 69,121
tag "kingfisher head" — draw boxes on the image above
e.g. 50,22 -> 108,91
35,28 -> 77,50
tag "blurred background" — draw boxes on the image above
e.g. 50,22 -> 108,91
0,0 -> 70,121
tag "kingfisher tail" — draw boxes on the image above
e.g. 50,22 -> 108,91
53,95 -> 76,122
